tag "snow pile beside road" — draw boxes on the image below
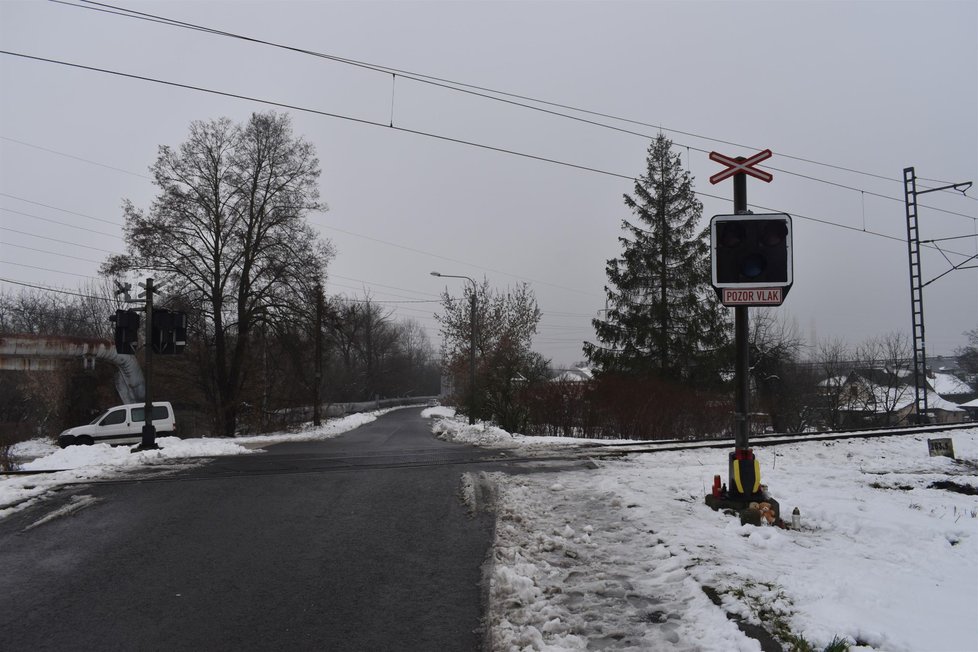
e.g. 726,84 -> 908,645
433,419 -> 515,447
9,438 -> 59,460
1,409 -> 391,519
483,428 -> 978,651
432,415 -> 591,451
421,405 -> 456,419
235,411 -> 381,445
22,437 -> 255,471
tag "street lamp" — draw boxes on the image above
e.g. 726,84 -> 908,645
431,271 -> 477,425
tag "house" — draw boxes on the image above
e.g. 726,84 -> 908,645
825,368 -> 967,426
959,397 -> 978,421
928,371 -> 975,404
552,367 -> 594,383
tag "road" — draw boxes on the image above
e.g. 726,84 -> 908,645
0,409 -> 498,651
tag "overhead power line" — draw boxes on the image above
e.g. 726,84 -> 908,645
0,135 -> 152,180
60,0 -> 978,202
0,259 -> 101,279
1,191 -> 123,227
0,225 -> 118,254
0,276 -> 118,302
2,241 -> 103,264
1,50 -> 973,264
0,205 -> 122,239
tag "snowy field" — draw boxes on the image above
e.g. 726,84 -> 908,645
4,407 -> 976,651
433,414 -> 978,652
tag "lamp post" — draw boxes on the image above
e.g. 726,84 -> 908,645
431,271 -> 477,425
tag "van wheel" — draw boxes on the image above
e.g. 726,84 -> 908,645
77,436 -> 94,446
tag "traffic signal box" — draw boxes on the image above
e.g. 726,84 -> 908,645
710,214 -> 793,306
151,309 -> 188,355
111,309 -> 140,354
110,309 -> 187,355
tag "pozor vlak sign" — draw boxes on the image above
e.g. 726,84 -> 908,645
710,213 -> 793,307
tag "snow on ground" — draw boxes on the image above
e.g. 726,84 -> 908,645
0,410 -> 387,520
436,417 -> 978,651
5,406 -> 977,650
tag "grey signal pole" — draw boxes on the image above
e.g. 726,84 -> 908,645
314,284 -> 324,427
733,170 -> 750,451
136,277 -> 159,451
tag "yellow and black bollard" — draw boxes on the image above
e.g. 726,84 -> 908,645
728,448 -> 760,500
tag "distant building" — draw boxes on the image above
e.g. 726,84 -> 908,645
959,397 -> 978,421
822,368 -> 967,426
551,367 -> 594,383
928,371 -> 974,404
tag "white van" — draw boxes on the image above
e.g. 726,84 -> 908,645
57,402 -> 176,447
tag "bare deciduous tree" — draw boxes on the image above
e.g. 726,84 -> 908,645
103,112 -> 333,436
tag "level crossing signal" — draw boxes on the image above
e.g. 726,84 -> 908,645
151,309 -> 188,355
110,308 -> 188,355
110,309 -> 140,355
710,214 -> 793,306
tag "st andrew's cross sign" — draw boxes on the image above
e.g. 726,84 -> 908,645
709,149 -> 774,184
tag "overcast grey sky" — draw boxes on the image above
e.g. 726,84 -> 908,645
1,0 -> 975,368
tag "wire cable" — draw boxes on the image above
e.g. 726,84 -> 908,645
0,206 -> 123,239
0,135 -> 152,180
2,50 -> 973,264
0,259 -> 102,279
0,276 -> 118,302
1,191 -> 123,227
62,0 -> 977,201
0,225 -> 118,254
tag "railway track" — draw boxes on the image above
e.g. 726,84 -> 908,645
3,422 -> 973,479
570,421 -> 976,455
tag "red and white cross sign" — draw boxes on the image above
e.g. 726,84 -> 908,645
709,149 -> 774,184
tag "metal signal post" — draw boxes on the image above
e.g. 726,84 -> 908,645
708,150 -> 782,502
136,277 -> 160,451
732,173 -> 750,453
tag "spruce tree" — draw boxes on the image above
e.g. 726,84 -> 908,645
584,134 -> 728,383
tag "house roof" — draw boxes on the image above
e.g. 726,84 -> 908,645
842,379 -> 963,414
552,367 -> 594,383
929,372 -> 974,397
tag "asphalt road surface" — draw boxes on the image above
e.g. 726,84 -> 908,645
0,408 -> 499,651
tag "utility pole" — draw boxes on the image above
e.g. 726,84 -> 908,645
135,277 -> 159,451
314,284 -> 324,426
469,288 -> 476,425
903,167 -> 972,424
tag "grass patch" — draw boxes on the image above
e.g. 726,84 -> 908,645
720,580 -> 851,652
928,480 -> 978,495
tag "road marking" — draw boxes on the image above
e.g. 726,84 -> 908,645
24,494 -> 99,531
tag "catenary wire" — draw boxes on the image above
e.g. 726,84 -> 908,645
0,225 -> 118,254
1,241 -> 103,264
0,206 -> 123,239
1,191 -> 122,227
0,276 -> 119,302
60,0 -> 978,202
0,135 -> 152,181
1,50 -> 973,264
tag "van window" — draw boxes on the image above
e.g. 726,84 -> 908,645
101,409 -> 126,426
131,406 -> 169,422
